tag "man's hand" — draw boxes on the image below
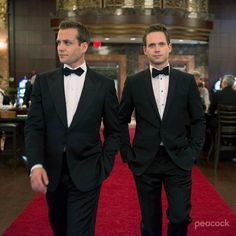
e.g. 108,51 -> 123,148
30,167 -> 49,194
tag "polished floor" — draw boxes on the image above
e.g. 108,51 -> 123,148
0,154 -> 235,235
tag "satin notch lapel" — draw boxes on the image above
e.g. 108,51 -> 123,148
162,68 -> 176,120
69,70 -> 98,129
143,70 -> 161,121
47,69 -> 68,128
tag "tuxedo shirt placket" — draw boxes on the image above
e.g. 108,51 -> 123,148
150,67 -> 169,146
151,72 -> 169,119
64,66 -> 86,127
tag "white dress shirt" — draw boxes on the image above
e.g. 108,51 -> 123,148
150,65 -> 170,119
64,62 -> 87,127
150,65 -> 170,146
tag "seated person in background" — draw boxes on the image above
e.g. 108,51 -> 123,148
193,71 -> 210,112
0,76 -> 11,106
209,74 -> 236,115
233,81 -> 236,91
208,74 -> 236,130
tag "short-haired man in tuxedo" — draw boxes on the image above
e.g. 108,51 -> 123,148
119,24 -> 205,236
25,20 -> 120,236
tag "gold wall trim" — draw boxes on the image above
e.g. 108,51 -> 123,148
52,0 -> 212,42
51,13 -> 213,41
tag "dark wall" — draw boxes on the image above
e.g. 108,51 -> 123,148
10,0 -> 56,81
208,0 -> 236,89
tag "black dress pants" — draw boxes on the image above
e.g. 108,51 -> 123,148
46,156 -> 101,236
134,146 -> 192,236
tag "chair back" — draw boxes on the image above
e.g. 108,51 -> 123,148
217,105 -> 236,137
214,104 -> 236,168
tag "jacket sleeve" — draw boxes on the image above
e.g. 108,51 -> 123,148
188,76 -> 206,158
101,80 -> 120,177
119,77 -> 134,162
24,75 -> 45,169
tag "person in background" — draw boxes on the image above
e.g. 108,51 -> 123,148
0,76 -> 11,106
209,74 -> 236,114
119,24 -> 205,236
192,71 -> 210,112
233,80 -> 236,91
23,70 -> 37,107
24,20 -> 120,236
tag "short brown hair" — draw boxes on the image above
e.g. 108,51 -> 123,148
143,24 -> 170,46
59,20 -> 90,44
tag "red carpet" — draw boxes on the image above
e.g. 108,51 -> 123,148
3,130 -> 236,236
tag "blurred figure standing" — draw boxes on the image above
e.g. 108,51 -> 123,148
0,76 -> 11,106
192,71 -> 210,112
23,70 -> 37,107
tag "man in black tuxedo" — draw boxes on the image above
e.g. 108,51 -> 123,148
25,20 -> 120,236
119,24 -> 205,236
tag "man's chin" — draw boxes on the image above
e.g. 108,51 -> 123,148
59,59 -> 67,64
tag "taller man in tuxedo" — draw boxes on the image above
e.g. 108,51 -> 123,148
119,24 -> 205,236
25,20 -> 120,236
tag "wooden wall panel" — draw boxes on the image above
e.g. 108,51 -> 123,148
10,0 -> 56,82
208,0 -> 236,89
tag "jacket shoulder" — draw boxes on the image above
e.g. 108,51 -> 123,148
37,68 -> 61,79
87,68 -> 115,89
171,68 -> 194,79
127,69 -> 149,82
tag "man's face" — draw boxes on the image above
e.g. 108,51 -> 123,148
0,80 -> 9,90
143,31 -> 172,69
195,77 -> 201,85
57,28 -> 88,68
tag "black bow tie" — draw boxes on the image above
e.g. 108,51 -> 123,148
63,67 -> 84,77
152,66 -> 169,78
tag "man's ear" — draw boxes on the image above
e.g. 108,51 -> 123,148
168,43 -> 172,53
81,42 -> 88,52
143,45 -> 147,56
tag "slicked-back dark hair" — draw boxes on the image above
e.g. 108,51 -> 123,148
143,24 -> 170,46
59,20 -> 90,44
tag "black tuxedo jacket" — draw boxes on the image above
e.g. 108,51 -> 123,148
209,86 -> 236,114
25,66 -> 120,191
119,67 -> 205,174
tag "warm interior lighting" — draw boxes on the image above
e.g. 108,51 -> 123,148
0,40 -> 7,49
